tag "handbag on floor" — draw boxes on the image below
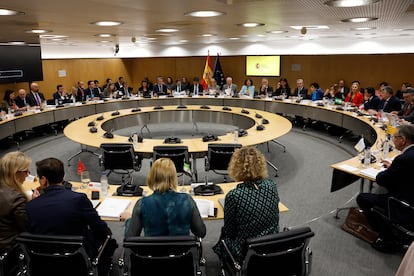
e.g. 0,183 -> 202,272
341,207 -> 379,244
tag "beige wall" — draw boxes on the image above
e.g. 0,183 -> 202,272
1,54 -> 413,100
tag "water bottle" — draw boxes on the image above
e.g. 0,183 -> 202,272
100,171 -> 108,197
383,137 -> 389,159
364,147 -> 371,168
234,130 -> 238,143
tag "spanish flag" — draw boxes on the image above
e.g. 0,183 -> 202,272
77,159 -> 85,175
201,52 -> 213,91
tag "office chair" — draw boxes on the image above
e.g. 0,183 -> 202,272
220,226 -> 315,276
99,143 -> 142,184
0,247 -> 24,276
373,197 -> 414,249
205,143 -> 242,182
152,145 -> 194,182
119,236 -> 205,276
16,232 -> 111,276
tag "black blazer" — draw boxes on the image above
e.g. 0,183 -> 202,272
15,96 -> 28,108
378,96 -> 402,113
258,86 -> 274,97
26,185 -> 110,254
376,146 -> 414,205
363,95 -> 381,111
292,87 -> 308,99
190,83 -> 204,95
26,91 -> 45,107
153,84 -> 168,95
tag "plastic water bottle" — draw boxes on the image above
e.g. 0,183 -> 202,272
364,147 -> 371,168
100,172 -> 108,197
383,137 -> 389,159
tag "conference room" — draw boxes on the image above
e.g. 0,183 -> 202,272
1,0 -> 414,275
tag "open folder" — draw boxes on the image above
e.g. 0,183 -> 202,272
96,198 -> 131,219
194,199 -> 215,218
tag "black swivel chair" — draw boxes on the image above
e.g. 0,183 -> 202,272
16,232 -> 111,276
220,226 -> 315,276
99,143 -> 142,184
152,145 -> 193,182
119,236 -> 205,276
373,196 -> 414,249
205,143 -> 242,182
0,247 -> 24,276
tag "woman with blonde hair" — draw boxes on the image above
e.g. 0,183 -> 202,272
213,146 -> 280,263
0,151 -> 34,275
122,158 -> 206,238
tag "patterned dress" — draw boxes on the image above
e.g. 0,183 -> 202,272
213,178 -> 279,262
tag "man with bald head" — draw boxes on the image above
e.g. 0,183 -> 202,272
26,82 -> 45,107
14,89 -> 29,110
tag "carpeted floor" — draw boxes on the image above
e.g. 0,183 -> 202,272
0,122 -> 404,276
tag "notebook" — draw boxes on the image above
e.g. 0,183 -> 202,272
96,198 -> 131,218
194,199 -> 215,218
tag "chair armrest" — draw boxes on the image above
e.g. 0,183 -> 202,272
204,156 -> 209,171
220,240 -> 241,271
93,235 -> 111,266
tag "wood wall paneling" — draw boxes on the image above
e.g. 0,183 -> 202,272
1,54 -> 413,100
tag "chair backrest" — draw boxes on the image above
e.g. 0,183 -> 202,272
388,197 -> 414,240
206,143 -> 242,171
100,143 -> 141,171
152,146 -> 190,174
122,236 -> 202,276
242,227 -> 314,276
16,232 -> 96,276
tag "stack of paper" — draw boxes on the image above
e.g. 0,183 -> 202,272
359,167 -> 383,179
96,198 -> 131,218
194,199 -> 215,218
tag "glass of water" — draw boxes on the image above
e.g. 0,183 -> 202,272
80,171 -> 90,189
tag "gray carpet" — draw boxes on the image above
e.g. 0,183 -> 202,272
1,123 -> 404,276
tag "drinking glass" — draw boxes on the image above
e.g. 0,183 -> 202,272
81,171 -> 90,189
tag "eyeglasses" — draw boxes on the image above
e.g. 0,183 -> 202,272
393,135 -> 403,139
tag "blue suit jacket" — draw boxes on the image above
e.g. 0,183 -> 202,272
153,84 -> 168,95
26,185 -> 109,253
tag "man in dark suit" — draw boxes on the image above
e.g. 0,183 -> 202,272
363,87 -> 381,111
258,78 -> 273,98
189,77 -> 204,96
26,158 -> 116,275
292,78 -> 309,99
26,82 -> 45,107
114,76 -> 125,91
338,79 -> 350,100
357,125 -> 414,252
376,86 -> 402,114
76,81 -> 86,102
14,88 -> 29,110
396,88 -> 413,117
152,76 -> 168,96
84,80 -> 100,100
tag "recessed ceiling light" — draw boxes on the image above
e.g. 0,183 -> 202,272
98,40 -> 112,43
341,17 -> 377,23
201,33 -> 215,37
8,41 -> 26,45
156,28 -> 179,33
92,21 -> 122,26
25,29 -> 51,34
95,34 -> 114,38
184,10 -> 225,17
0,8 -> 24,15
51,38 -> 66,41
179,39 -> 189,43
256,34 -> 266,37
40,35 -> 67,39
238,22 -> 265,28
228,37 -> 240,40
351,27 -> 376,30
324,0 -> 380,7
267,30 -> 288,34
291,25 -> 329,30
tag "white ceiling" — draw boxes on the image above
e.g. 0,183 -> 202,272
1,0 -> 414,58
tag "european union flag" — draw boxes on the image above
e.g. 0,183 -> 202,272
213,54 -> 225,89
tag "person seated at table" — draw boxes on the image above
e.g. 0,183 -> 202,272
292,78 -> 309,99
53,85 -> 72,104
26,157 -> 116,275
102,82 -> 118,98
207,78 -> 221,96
257,78 -> 273,98
121,158 -> 206,238
309,82 -> 324,101
213,147 -> 279,263
153,76 -> 168,97
344,82 -> 364,107
369,86 -> 402,115
0,89 -> 16,112
172,79 -> 185,94
222,76 -> 238,97
356,125 -> 414,253
394,88 -> 413,117
189,77 -> 204,96
0,152 -> 35,276
273,77 -> 291,98
239,78 -> 255,98
324,84 -> 339,99
137,79 -> 152,98
362,86 -> 380,111
166,76 -> 174,92
14,89 -> 29,111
